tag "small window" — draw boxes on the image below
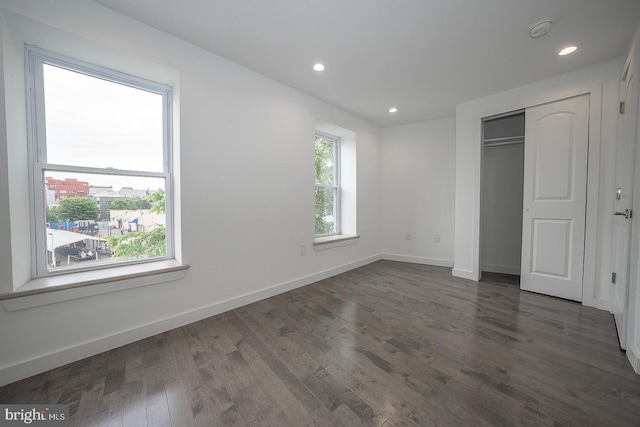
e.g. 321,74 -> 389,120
27,47 -> 173,276
315,132 -> 340,236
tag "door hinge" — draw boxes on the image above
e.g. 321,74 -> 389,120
612,272 -> 617,284
620,101 -> 626,114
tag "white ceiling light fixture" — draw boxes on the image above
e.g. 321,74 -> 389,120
313,63 -> 325,72
389,107 -> 398,113
529,19 -> 553,39
559,46 -> 578,56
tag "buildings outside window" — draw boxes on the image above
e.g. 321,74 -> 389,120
28,47 -> 174,275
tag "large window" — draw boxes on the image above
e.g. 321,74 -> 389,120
315,132 -> 340,236
27,47 -> 173,276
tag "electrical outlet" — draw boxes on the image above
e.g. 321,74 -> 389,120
406,232 -> 413,240
434,234 -> 441,243
300,244 -> 306,255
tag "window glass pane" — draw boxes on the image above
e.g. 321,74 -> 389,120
315,187 -> 336,235
43,64 -> 164,172
43,171 -> 166,272
315,135 -> 335,185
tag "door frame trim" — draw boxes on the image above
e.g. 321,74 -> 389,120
454,81 -> 606,310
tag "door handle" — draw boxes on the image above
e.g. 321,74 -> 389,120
614,209 -> 630,219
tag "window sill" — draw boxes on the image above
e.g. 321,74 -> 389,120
0,260 -> 189,311
313,234 -> 360,251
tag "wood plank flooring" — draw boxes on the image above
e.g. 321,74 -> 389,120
1,260 -> 639,426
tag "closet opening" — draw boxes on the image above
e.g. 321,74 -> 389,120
480,110 -> 525,285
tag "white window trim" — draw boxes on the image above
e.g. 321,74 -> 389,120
315,131 -> 341,237
313,122 -> 358,246
0,13 -> 186,307
26,46 -> 175,278
0,260 -> 188,311
313,234 -> 360,251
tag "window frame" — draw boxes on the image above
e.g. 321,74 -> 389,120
314,131 -> 341,237
26,46 -> 175,278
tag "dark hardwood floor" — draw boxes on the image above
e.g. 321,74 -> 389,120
1,260 -> 639,426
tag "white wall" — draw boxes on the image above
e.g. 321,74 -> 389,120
454,57 -> 623,311
626,21 -> 640,374
381,118 -> 455,266
0,1 -> 383,386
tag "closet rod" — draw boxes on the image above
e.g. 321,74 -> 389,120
484,140 -> 524,148
483,136 -> 525,143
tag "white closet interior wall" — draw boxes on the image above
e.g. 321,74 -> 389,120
481,112 -> 525,276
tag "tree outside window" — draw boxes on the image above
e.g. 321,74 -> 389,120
315,133 -> 340,236
28,47 -> 173,275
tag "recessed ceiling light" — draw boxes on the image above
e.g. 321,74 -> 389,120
389,107 -> 398,113
313,63 -> 325,72
559,46 -> 578,56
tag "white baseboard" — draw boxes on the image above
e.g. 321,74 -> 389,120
628,344 -> 640,375
481,264 -> 520,275
381,253 -> 453,267
0,255 -> 381,387
3,254 -> 627,386
452,268 -> 479,281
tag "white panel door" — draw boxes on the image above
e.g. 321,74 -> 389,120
521,95 -> 589,301
611,59 -> 638,350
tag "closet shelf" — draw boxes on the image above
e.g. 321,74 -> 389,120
483,135 -> 525,147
